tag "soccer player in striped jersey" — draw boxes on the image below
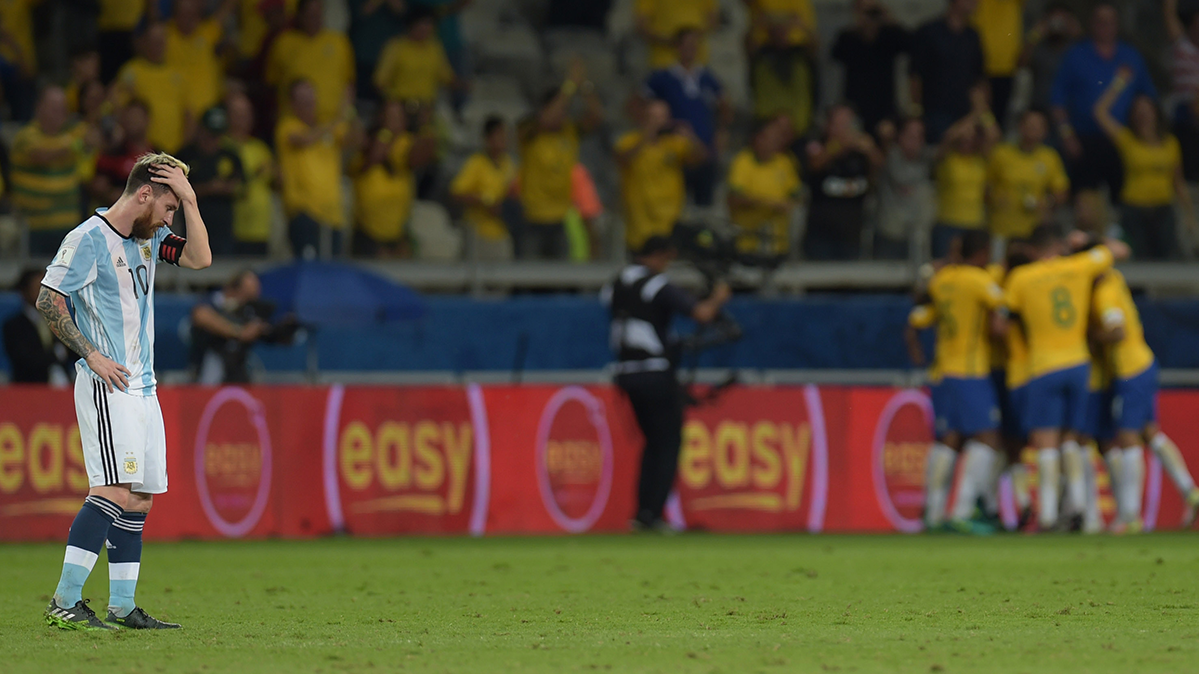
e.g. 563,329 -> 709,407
1092,268 -> 1199,530
1001,227 -> 1129,530
39,153 -> 212,630
906,230 -> 1006,532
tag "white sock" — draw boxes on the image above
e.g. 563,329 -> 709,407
1010,464 -> 1031,511
1061,440 -> 1086,516
1038,448 -> 1060,527
983,449 -> 1004,516
1083,445 -> 1101,530
1121,446 -> 1145,522
1150,432 -> 1196,495
1105,448 -> 1124,518
925,443 -> 956,527
951,441 -> 993,521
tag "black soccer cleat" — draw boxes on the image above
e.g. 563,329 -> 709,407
106,606 -> 181,629
45,598 -> 117,631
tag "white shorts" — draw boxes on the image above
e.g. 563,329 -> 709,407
74,371 -> 168,494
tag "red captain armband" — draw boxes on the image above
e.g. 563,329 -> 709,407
159,234 -> 186,266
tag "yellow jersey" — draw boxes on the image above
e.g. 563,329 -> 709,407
353,133 -> 417,243
1093,269 -> 1156,380
727,148 -> 801,256
749,0 -> 818,48
166,19 -> 225,115
1005,319 -> 1032,390
936,151 -> 988,228
233,137 -> 275,244
266,29 -> 355,123
615,131 -> 697,251
450,152 -> 516,242
987,264 -> 1008,370
373,36 -> 455,105
1004,246 -> 1114,379
636,0 -> 716,67
908,264 -> 1005,380
275,115 -> 348,228
972,0 -> 1025,77
1113,128 -> 1181,207
519,123 -> 579,224
115,58 -> 189,153
986,143 -> 1069,238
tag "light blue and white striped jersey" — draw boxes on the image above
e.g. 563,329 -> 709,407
42,213 -> 186,396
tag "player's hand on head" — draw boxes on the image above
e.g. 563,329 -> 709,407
86,352 -> 131,393
150,164 -> 196,204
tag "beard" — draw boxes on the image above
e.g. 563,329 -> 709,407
131,210 -> 161,240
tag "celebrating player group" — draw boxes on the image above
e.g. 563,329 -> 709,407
37,153 -> 211,630
907,226 -> 1199,534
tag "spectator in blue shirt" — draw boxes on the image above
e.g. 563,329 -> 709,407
643,28 -> 732,207
1051,2 -> 1157,201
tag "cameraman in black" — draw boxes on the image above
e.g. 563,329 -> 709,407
604,236 -> 731,531
190,270 -> 298,384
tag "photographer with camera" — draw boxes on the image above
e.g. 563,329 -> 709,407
190,269 -> 299,384
603,236 -> 731,532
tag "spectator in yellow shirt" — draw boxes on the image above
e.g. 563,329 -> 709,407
931,88 -> 1000,257
97,0 -> 146,83
972,0 -> 1025,127
516,61 -> 604,259
451,116 -> 518,262
11,87 -> 91,255
616,100 -> 707,253
373,8 -> 459,114
748,0 -> 820,137
115,23 -> 193,153
167,0 -> 237,116
275,79 -> 354,259
266,0 -> 355,124
727,117 -> 802,258
1095,67 -> 1196,260
636,0 -> 718,69
987,109 -> 1069,240
351,101 -> 436,258
228,93 -> 276,256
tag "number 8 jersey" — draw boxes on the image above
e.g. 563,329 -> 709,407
1004,245 -> 1114,379
41,213 -> 187,395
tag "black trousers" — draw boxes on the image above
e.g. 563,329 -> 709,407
617,370 -> 685,524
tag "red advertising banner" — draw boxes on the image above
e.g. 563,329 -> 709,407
2,384 -> 1198,541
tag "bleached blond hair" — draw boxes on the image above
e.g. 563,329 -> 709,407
122,152 -> 190,197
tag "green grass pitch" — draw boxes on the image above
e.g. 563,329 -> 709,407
3,533 -> 1197,673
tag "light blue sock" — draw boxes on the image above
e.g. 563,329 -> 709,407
54,496 -> 120,607
107,512 -> 146,618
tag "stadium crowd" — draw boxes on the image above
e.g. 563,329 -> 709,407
0,0 -> 1194,263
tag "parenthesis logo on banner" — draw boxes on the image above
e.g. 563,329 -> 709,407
871,389 -> 933,534
194,388 -> 273,538
535,387 -> 614,533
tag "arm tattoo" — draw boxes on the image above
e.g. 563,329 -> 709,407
36,287 -> 96,359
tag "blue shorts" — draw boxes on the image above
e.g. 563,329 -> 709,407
932,376 -> 1000,438
992,369 -> 1022,439
1113,362 -> 1159,432
1023,364 -> 1090,433
1083,388 -> 1115,441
